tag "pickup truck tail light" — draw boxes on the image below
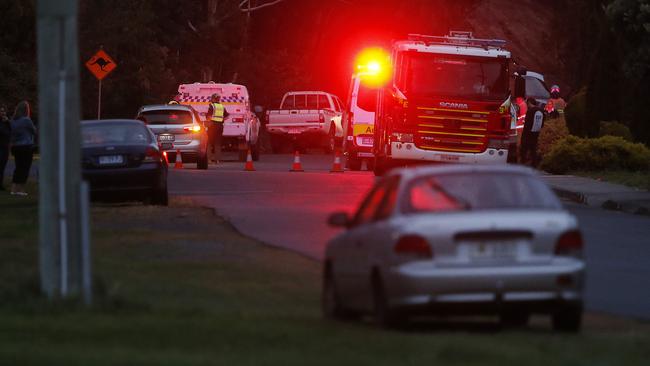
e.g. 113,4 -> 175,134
231,117 -> 245,123
319,114 -> 325,123
555,230 -> 584,258
394,235 -> 433,258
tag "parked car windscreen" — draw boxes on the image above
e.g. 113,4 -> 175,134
403,172 -> 562,213
82,122 -> 152,146
138,110 -> 193,125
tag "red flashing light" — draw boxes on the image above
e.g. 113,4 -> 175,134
169,114 -> 178,120
354,47 -> 392,88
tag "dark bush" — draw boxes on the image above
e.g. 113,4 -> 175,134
564,88 -> 588,137
540,135 -> 650,174
599,121 -> 633,141
537,115 -> 570,158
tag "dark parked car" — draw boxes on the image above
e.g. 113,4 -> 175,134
82,119 -> 168,205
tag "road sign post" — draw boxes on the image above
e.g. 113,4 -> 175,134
85,49 -> 117,119
37,0 -> 89,301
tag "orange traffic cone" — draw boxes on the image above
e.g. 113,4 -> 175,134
174,149 -> 183,169
290,151 -> 304,172
244,149 -> 255,171
330,149 -> 344,173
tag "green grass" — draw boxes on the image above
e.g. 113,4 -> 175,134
572,170 -> 650,191
1,190 -> 649,365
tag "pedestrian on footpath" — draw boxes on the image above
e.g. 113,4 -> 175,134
0,105 -> 11,191
206,93 -> 228,163
9,101 -> 36,196
519,97 -> 545,168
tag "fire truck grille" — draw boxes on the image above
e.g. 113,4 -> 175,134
414,107 -> 488,153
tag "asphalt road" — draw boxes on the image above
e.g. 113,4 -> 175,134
169,152 -> 650,320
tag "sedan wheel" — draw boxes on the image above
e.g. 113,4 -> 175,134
552,305 -> 582,332
322,272 -> 357,321
372,273 -> 404,329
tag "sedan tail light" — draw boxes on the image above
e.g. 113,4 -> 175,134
555,230 -> 584,258
183,125 -> 201,132
143,147 -> 161,163
394,235 -> 433,258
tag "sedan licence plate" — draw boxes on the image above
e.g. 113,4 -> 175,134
469,242 -> 517,261
158,134 -> 175,142
98,155 -> 124,165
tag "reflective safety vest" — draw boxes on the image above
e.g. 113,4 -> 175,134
211,103 -> 225,123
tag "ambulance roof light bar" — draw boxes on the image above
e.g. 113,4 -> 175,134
407,31 -> 507,50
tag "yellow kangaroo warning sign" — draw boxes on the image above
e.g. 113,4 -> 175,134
85,50 -> 117,80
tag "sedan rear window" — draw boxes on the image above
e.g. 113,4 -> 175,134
82,123 -> 151,146
403,173 -> 562,213
138,110 -> 193,125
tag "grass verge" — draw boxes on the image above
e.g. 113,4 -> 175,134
1,190 -> 649,365
572,170 -> 650,191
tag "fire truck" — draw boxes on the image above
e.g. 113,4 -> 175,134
372,32 -> 517,175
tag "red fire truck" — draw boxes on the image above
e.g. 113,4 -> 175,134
373,32 -> 517,175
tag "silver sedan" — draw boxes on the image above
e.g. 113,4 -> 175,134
323,165 -> 585,331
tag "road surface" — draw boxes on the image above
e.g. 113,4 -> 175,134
169,152 -> 650,319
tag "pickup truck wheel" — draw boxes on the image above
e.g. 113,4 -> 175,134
324,128 -> 336,154
270,135 -> 283,154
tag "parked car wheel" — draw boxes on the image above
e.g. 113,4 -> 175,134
552,304 -> 582,332
372,272 -> 404,329
500,310 -> 530,329
324,127 -> 336,154
322,269 -> 358,321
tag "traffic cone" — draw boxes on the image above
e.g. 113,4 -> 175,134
290,151 -> 304,172
174,149 -> 183,169
244,149 -> 255,171
330,149 -> 344,173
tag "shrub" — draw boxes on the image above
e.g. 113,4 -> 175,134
599,121 -> 633,141
540,135 -> 650,174
537,115 -> 570,158
564,87 -> 588,136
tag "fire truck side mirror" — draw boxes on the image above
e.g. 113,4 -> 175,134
514,75 -> 526,99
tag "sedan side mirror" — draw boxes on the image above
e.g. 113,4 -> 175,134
328,212 -> 352,228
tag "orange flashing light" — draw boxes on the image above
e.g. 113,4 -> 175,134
354,47 -> 392,88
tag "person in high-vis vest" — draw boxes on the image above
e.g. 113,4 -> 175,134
206,94 -> 229,163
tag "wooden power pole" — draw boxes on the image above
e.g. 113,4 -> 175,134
37,0 -> 91,303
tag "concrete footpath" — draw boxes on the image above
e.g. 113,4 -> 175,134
542,175 -> 650,216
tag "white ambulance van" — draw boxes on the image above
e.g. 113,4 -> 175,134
177,82 -> 260,161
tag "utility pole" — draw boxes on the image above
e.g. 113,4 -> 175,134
37,0 -> 90,302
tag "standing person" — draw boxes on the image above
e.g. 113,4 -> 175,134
546,85 -> 567,118
206,94 -> 228,163
519,97 -> 545,167
9,101 -> 36,196
0,106 -> 11,191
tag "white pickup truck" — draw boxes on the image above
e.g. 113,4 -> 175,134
266,91 -> 344,153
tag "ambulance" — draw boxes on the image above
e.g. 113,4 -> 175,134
176,82 -> 260,161
342,74 -> 377,171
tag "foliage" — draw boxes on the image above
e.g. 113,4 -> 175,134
537,115 -> 570,158
564,87 -> 587,136
600,121 -> 633,141
541,135 -> 650,174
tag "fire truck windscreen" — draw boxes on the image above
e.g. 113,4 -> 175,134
399,53 -> 509,101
